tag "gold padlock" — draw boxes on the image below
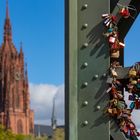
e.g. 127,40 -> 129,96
120,120 -> 126,126
111,69 -> 118,77
112,108 -> 118,114
111,50 -> 120,58
107,108 -> 112,114
131,80 -> 137,85
129,68 -> 137,77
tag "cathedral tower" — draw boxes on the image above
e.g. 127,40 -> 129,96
0,1 -> 34,135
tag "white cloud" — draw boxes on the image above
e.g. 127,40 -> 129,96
29,83 -> 64,126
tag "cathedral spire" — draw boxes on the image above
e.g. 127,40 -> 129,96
19,42 -> 23,57
25,63 -> 28,83
4,0 -> 12,43
6,0 -> 9,19
51,96 -> 57,130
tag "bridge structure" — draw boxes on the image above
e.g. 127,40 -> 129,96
65,0 -> 140,140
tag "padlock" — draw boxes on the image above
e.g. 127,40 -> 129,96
134,62 -> 140,74
102,13 -> 109,18
116,91 -> 123,99
130,130 -> 135,136
105,20 -> 112,27
111,50 -> 120,58
106,77 -> 113,84
111,68 -> 118,77
108,28 -> 113,33
135,99 -> 140,109
111,15 -> 117,22
137,132 -> 140,136
112,108 -> 118,115
119,42 -> 125,48
111,41 -> 119,50
129,102 -> 135,110
127,129 -> 131,137
133,129 -> 138,136
109,36 -> 116,44
123,125 -> 128,133
117,101 -> 126,109
131,80 -> 137,85
127,83 -> 134,89
111,61 -> 121,68
119,7 -> 130,18
103,32 -> 111,37
136,79 -> 140,89
104,17 -> 112,27
113,80 -> 122,89
123,109 -> 131,115
120,120 -> 126,127
129,68 -> 137,77
128,95 -> 135,101
128,122 -> 135,130
110,98 -> 118,106
107,108 -> 113,114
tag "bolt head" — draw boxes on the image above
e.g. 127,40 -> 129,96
83,101 -> 88,106
103,73 -> 107,77
83,23 -> 88,28
94,75 -> 99,79
97,106 -> 101,110
83,120 -> 88,126
83,4 -> 88,9
83,82 -> 88,87
83,43 -> 89,48
83,62 -> 88,67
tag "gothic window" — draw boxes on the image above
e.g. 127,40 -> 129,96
17,119 -> 23,134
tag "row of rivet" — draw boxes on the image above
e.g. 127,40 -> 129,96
81,3 -> 103,127
81,3 -> 89,127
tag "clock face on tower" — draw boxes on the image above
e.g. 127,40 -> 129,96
15,71 -> 21,81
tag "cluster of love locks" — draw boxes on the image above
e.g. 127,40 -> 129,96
102,3 -> 140,137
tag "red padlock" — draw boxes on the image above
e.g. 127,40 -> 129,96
137,132 -> 140,136
130,130 -> 135,136
135,99 -> 140,109
129,122 -> 135,130
120,7 -> 130,18
109,36 -> 116,44
111,42 -> 119,49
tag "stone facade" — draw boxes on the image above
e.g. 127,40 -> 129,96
0,2 -> 34,135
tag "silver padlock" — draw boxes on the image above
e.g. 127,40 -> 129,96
106,77 -> 113,84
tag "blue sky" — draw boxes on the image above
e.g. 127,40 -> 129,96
0,0 -> 64,85
125,15 -> 140,66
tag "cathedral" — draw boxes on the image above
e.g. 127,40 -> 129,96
0,2 -> 34,135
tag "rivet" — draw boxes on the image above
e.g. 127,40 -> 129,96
83,43 -> 89,48
97,106 -> 101,110
94,74 -> 99,79
83,120 -> 88,126
102,73 -> 107,77
83,62 -> 88,67
83,23 -> 88,28
83,4 -> 88,9
83,82 -> 88,87
83,101 -> 88,106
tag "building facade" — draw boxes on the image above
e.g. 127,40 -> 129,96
0,2 -> 34,135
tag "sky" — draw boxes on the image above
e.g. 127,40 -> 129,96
0,0 -> 140,134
